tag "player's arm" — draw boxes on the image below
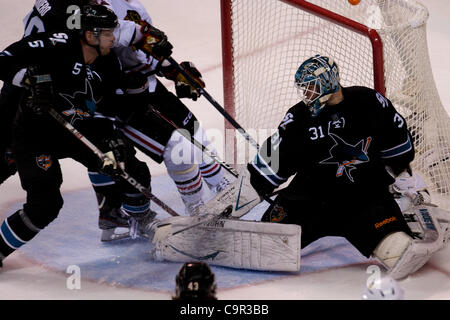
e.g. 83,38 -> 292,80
248,108 -> 299,198
0,32 -> 68,84
373,91 -> 429,204
122,15 -> 204,101
373,91 -> 414,173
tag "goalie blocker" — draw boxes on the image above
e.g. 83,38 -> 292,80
151,216 -> 301,272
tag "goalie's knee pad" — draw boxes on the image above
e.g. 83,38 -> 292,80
373,231 -> 412,269
373,205 -> 447,279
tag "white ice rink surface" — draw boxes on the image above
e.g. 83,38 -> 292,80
0,0 -> 450,300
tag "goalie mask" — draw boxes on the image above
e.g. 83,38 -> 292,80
174,262 -> 217,300
294,55 -> 340,117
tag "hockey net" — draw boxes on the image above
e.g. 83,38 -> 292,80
221,0 -> 450,209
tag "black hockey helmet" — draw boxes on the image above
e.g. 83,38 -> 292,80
174,262 -> 217,300
81,4 -> 118,37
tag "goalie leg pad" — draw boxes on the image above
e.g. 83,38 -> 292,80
374,205 -> 447,279
153,216 -> 301,272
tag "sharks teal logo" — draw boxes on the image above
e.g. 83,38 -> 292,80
169,245 -> 223,261
234,175 -> 258,211
320,134 -> 372,182
60,79 -> 100,124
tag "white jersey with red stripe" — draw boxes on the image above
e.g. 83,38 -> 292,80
104,0 -> 159,92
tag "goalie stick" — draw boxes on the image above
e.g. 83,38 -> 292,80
46,107 -> 181,217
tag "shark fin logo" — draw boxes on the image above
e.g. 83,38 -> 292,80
59,79 -> 101,124
319,134 -> 372,182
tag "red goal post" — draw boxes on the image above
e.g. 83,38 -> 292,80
220,0 -> 450,209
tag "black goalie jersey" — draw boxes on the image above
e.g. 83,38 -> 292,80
249,86 -> 415,196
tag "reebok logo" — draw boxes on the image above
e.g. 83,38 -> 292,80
374,216 -> 397,229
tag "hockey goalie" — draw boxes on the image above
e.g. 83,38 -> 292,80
146,55 -> 450,279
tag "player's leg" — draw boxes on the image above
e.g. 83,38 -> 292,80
0,149 -> 64,264
0,83 -> 23,184
121,101 -> 207,216
87,172 -> 132,241
148,80 -> 230,194
260,177 -> 332,248
78,128 -> 156,241
338,187 -> 446,279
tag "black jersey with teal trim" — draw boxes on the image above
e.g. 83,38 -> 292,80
24,0 -> 85,36
0,31 -> 123,145
250,86 -> 414,194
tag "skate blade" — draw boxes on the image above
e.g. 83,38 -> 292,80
101,228 -> 131,242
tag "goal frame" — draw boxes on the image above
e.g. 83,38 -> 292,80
221,0 -> 386,131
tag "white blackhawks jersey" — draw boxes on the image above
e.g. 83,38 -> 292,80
100,0 -> 160,92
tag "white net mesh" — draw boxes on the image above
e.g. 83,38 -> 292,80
223,0 -> 450,209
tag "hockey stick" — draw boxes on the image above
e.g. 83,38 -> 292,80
153,205 -> 233,242
147,104 -> 239,178
166,57 -> 260,150
46,107 -> 180,217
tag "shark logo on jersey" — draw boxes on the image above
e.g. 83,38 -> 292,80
319,134 -> 372,182
59,79 -> 101,124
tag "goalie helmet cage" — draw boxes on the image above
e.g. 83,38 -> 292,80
221,0 -> 450,209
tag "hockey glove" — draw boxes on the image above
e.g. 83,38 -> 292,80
100,138 -> 127,180
159,61 -> 205,101
388,168 -> 431,210
247,163 -> 276,199
22,65 -> 54,115
136,22 -> 173,61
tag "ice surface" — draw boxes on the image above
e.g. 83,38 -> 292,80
0,0 -> 449,300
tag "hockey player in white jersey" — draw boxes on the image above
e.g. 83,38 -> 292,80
99,0 -> 232,215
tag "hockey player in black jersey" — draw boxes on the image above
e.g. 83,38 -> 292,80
0,0 -> 230,242
200,54 -> 448,279
1,0 -> 231,241
245,54 -> 450,279
0,5 -> 154,266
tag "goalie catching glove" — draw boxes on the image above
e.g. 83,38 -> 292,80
159,60 -> 205,101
